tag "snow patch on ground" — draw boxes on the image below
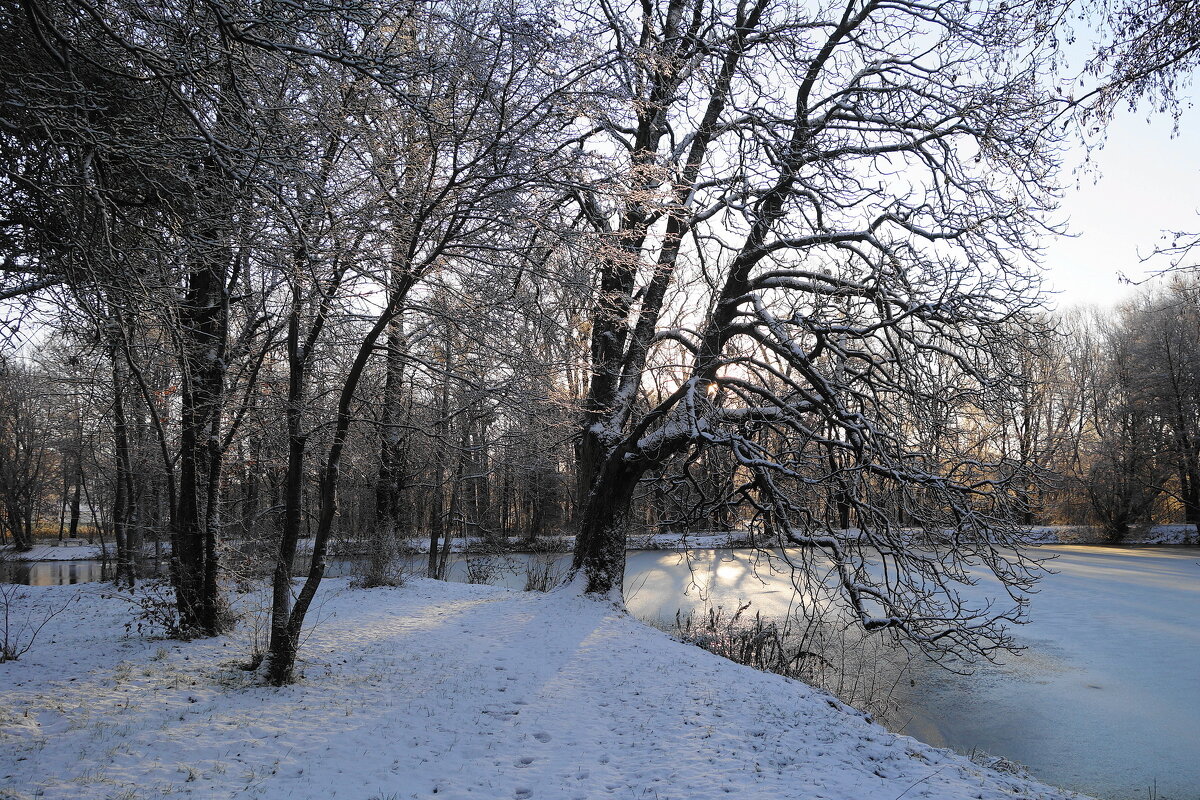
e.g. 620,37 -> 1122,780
1,579 -> 1091,800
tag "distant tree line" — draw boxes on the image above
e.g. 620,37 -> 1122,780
8,276 -> 1198,548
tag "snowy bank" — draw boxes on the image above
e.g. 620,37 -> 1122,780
0,542 -> 109,562
1022,524 -> 1199,545
1,579 -> 1089,800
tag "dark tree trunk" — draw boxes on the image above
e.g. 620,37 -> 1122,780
110,339 -> 137,589
1178,458 -> 1200,526
437,415 -> 471,579
570,459 -> 643,597
6,503 -> 32,551
67,471 -> 82,539
374,316 -> 408,561
266,289 -> 309,677
264,260 -> 412,685
427,344 -> 452,578
242,438 -> 261,540
175,260 -> 230,635
836,489 -> 852,532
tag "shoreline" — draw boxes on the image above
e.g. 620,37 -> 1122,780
3,523 -> 1198,564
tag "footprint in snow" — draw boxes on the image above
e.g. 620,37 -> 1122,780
515,756 -> 535,767
533,732 -> 551,743
514,788 -> 533,799
483,707 -> 519,718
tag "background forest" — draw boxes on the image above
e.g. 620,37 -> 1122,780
7,283 -> 1200,557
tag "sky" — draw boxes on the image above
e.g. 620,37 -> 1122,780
1041,99 -> 1200,311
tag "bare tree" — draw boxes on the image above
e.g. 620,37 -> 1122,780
0,355 -> 52,550
1137,282 -> 1200,525
565,0 -> 1061,661
257,0 -> 585,684
1074,281 -> 1200,534
1081,0 -> 1200,125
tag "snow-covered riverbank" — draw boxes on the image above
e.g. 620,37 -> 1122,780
0,542 -> 115,562
1,579 -> 1088,800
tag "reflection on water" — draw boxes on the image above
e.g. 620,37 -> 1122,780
5,545 -> 1198,800
0,560 -> 107,586
0,558 -> 166,586
629,547 -> 1200,800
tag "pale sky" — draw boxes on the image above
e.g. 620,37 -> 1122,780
1041,100 -> 1200,311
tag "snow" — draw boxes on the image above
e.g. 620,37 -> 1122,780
0,579 -> 1090,800
0,543 -> 109,562
1022,524 -> 1199,545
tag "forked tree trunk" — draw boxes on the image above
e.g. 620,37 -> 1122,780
265,264 -> 412,685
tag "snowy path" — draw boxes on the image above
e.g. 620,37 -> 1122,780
1,579 -> 1088,800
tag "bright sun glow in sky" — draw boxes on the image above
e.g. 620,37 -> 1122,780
1042,99 -> 1200,311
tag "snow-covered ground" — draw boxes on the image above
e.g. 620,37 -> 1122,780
0,579 -> 1089,800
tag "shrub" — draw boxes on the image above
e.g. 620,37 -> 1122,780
673,600 -> 912,721
463,551 -> 516,585
112,580 -> 187,639
523,551 -> 563,592
357,535 -> 410,589
1,583 -> 78,662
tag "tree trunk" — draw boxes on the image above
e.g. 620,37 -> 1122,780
374,316 -> 407,571
266,277 -> 312,680
264,264 -> 411,685
67,471 -> 82,539
427,342 -> 453,578
175,260 -> 230,635
437,415 -> 471,579
1178,459 -> 1200,526
6,503 -> 31,550
569,460 -> 642,598
110,339 -> 137,589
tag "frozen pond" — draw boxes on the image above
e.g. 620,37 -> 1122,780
620,546 -> 1200,800
890,546 -> 1200,800
5,545 -> 1198,799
